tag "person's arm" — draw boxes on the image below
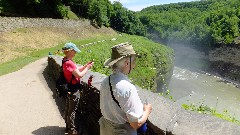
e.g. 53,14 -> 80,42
78,61 -> 92,71
129,104 -> 152,130
116,80 -> 152,130
72,62 -> 93,78
77,65 -> 85,71
117,81 -> 152,130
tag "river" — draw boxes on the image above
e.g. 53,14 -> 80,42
168,66 -> 240,120
166,45 -> 240,120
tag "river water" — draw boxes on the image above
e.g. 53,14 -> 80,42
167,45 -> 240,120
168,67 -> 240,119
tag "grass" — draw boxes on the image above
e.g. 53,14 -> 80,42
0,45 -> 60,76
65,10 -> 79,19
182,99 -> 240,125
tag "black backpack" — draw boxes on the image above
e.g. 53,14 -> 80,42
55,59 -> 71,97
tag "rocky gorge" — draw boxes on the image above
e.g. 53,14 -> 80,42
209,45 -> 240,86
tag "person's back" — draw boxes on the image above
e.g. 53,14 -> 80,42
100,71 -> 143,122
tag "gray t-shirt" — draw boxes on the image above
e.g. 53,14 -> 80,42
100,72 -> 143,124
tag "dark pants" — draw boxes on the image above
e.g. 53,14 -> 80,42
65,90 -> 81,135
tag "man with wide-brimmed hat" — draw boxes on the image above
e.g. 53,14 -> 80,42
99,42 -> 152,135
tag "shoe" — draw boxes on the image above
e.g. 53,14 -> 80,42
65,127 -> 69,134
65,124 -> 69,134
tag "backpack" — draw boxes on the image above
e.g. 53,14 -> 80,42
55,59 -> 70,97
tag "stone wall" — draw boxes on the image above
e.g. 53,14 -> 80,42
48,55 -> 240,135
0,16 -> 89,32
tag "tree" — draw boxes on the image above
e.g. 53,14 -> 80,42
110,1 -> 145,35
88,0 -> 112,27
139,0 -> 240,49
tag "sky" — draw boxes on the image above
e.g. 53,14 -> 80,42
109,0 -> 198,11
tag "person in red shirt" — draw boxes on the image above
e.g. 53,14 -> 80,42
62,42 -> 94,135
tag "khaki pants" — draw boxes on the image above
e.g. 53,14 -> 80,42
65,90 -> 81,135
99,117 -> 137,135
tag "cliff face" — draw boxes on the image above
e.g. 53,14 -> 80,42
209,46 -> 240,84
209,46 -> 240,66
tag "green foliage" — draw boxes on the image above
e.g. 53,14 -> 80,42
159,89 -> 175,101
68,0 -> 91,18
208,10 -> 240,44
66,10 -> 79,19
139,0 -> 240,49
88,0 -> 110,27
67,34 -> 173,92
0,44 -> 62,76
110,2 -> 146,36
55,3 -> 78,19
56,4 -> 68,18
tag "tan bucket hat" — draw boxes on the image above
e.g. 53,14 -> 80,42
104,42 -> 138,67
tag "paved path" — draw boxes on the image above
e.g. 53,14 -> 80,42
0,57 -> 65,135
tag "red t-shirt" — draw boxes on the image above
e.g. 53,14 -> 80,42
63,59 -> 80,84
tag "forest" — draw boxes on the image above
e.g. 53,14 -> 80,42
1,0 -> 239,50
138,0 -> 240,50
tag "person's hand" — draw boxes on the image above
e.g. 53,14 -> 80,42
86,61 -> 94,69
144,103 -> 152,114
86,61 -> 93,65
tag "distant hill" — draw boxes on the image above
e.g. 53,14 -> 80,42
138,0 -> 240,50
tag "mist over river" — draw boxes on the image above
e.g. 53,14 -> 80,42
166,45 -> 240,120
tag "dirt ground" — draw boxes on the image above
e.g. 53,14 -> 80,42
0,57 -> 67,135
